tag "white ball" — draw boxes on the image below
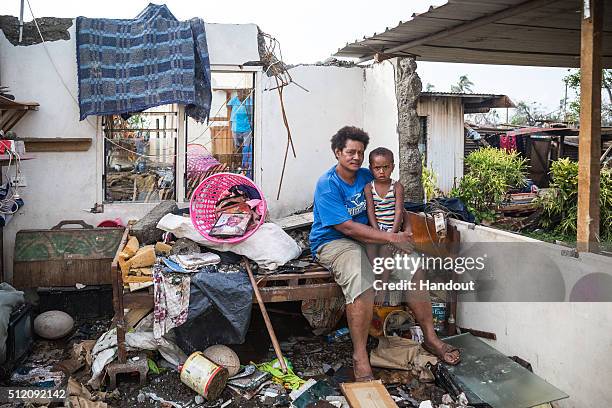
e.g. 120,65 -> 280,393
34,310 -> 74,340
203,345 -> 241,377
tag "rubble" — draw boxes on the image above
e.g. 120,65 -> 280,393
131,200 -> 179,244
171,237 -> 202,255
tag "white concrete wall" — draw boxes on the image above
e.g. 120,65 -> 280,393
363,60 -> 400,180
259,65 -> 365,218
418,96 -> 464,193
450,219 -> 612,408
205,23 -> 260,66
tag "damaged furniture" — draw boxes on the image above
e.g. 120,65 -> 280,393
13,220 -> 125,288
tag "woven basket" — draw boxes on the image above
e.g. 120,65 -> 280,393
189,172 -> 266,243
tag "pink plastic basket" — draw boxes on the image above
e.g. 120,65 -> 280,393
189,172 -> 267,243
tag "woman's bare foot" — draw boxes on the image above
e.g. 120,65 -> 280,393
422,336 -> 460,365
353,353 -> 374,381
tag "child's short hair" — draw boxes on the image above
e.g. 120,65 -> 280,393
369,147 -> 394,163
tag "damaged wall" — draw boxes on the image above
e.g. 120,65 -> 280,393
0,19 -> 264,283
0,15 -> 417,274
363,61 -> 400,181
259,60 -> 410,218
451,219 -> 612,408
259,65 -> 365,217
0,15 -> 72,46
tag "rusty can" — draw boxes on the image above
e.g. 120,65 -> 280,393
180,352 -> 229,400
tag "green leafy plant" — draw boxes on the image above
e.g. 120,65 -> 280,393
451,147 -> 527,222
422,157 -> 441,202
537,158 -> 612,241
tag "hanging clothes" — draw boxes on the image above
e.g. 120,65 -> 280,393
500,134 -> 517,152
153,265 -> 191,339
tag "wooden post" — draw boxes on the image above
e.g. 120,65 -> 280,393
577,0 -> 603,252
243,257 -> 288,373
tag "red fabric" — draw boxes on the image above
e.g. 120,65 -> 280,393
500,134 -> 517,152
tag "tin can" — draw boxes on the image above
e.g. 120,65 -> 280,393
431,302 -> 447,333
180,352 -> 229,400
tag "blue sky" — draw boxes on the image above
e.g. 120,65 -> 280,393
1,0 -> 574,112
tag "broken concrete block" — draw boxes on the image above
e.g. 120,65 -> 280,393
170,238 -> 201,255
118,255 -> 130,276
121,236 -> 140,258
131,201 -> 178,245
131,267 -> 153,276
127,245 -> 156,269
155,242 -> 172,255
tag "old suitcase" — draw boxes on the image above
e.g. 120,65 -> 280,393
13,220 -> 125,288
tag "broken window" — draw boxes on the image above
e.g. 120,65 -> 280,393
103,105 -> 178,202
186,72 -> 255,199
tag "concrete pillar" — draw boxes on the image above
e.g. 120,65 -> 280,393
395,57 -> 423,202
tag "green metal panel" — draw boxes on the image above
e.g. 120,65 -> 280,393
14,226 -> 124,262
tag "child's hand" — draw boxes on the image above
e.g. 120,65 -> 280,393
390,231 -> 415,252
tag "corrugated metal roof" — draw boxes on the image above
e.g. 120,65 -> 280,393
335,0 -> 612,68
420,92 -> 515,109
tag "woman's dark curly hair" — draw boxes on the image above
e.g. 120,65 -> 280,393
330,126 -> 370,153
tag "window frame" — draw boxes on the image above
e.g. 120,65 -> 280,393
97,65 -> 263,206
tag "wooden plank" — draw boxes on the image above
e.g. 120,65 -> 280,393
21,138 -> 92,152
257,283 -> 343,303
257,270 -> 331,282
123,291 -> 153,309
273,212 -> 314,230
577,0 -> 603,252
125,307 -> 153,329
340,380 -> 398,408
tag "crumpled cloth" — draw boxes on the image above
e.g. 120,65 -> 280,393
369,336 -> 438,382
153,265 -> 191,339
256,358 -> 305,390
88,316 -> 187,389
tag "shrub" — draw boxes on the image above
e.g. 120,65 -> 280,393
451,147 -> 527,221
422,157 -> 441,202
538,158 -> 612,241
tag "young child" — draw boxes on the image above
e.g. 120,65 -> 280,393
364,147 -> 408,305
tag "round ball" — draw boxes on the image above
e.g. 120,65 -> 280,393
203,345 -> 241,377
34,310 -> 74,340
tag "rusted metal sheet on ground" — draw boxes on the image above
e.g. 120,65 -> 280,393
13,220 -> 124,288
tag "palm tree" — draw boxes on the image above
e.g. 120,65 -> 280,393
451,75 -> 474,93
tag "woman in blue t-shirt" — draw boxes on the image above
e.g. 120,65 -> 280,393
310,126 -> 460,381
